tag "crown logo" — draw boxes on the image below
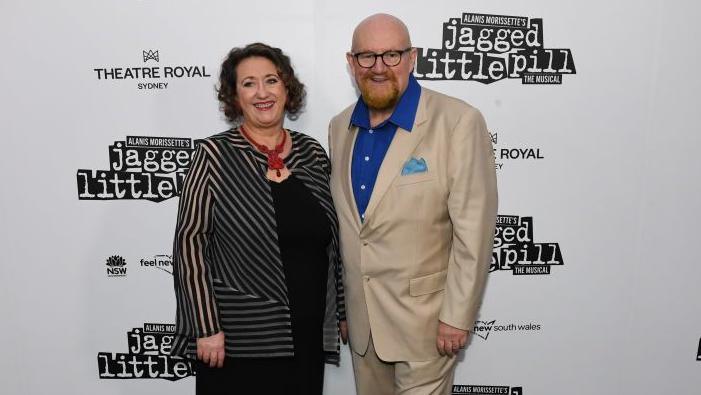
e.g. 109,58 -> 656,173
143,50 -> 159,63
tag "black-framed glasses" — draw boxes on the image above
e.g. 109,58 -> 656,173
351,47 -> 413,68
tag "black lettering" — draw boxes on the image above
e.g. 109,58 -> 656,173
97,352 -> 193,381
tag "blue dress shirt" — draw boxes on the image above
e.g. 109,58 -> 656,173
350,74 -> 422,221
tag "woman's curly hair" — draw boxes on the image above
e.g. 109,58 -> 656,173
217,42 -> 306,124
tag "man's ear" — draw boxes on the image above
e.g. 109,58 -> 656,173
346,52 -> 356,72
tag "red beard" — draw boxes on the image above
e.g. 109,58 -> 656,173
358,72 -> 400,111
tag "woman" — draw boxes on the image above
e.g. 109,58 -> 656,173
170,43 -> 345,395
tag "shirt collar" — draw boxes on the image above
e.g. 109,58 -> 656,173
350,74 -> 422,132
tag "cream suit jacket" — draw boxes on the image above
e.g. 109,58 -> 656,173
329,87 -> 498,362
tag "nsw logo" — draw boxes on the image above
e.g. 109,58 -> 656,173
105,255 -> 127,277
472,319 -> 542,341
473,320 -> 495,340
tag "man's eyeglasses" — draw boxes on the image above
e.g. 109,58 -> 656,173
350,47 -> 413,68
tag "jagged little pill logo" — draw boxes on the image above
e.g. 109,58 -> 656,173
97,323 -> 194,380
76,135 -> 197,202
415,12 -> 575,84
492,215 -> 564,275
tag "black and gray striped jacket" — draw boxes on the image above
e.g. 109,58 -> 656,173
170,127 -> 345,364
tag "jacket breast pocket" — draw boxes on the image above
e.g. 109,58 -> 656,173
409,269 -> 447,296
394,171 -> 435,187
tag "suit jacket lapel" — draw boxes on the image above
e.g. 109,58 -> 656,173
338,122 -> 362,231
362,92 -> 429,227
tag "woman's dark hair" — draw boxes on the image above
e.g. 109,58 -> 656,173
217,42 -> 306,124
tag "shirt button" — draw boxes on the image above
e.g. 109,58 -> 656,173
360,185 -> 366,190
361,213 -> 365,219
364,156 -> 370,161
368,129 -> 374,134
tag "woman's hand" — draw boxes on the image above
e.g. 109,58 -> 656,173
197,331 -> 225,368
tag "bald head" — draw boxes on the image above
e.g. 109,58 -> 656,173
351,13 -> 411,52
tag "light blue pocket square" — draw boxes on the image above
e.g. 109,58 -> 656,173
401,157 -> 428,175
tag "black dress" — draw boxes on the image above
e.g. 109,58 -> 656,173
195,174 -> 330,395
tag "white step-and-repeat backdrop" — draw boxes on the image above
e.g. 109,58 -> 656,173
2,0 -> 700,394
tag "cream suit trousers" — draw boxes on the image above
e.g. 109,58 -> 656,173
351,334 -> 457,395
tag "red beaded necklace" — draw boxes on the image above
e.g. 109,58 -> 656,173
240,126 -> 287,177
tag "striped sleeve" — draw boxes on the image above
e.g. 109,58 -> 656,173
318,147 -> 346,322
172,142 -> 221,339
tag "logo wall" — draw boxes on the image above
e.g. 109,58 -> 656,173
453,384 -> 523,395
105,255 -> 127,277
104,254 -> 173,278
97,323 -> 193,380
415,12 -> 576,84
93,50 -> 211,90
140,254 -> 173,275
490,132 -> 544,171
492,215 -> 564,275
472,319 -> 542,341
77,136 -> 197,202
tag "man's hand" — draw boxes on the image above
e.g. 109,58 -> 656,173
339,320 -> 348,344
197,331 -> 225,368
436,321 -> 468,357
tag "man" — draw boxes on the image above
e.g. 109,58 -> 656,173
328,13 -> 498,395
